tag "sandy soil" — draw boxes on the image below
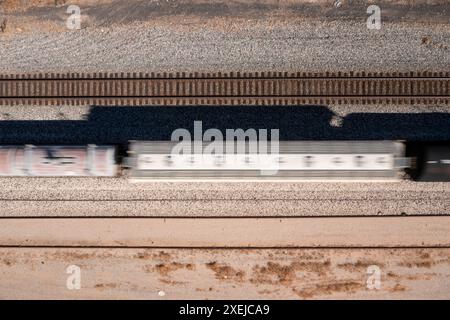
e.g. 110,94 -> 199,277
1,248 -> 449,299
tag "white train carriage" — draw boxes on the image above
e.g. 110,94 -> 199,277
126,140 -> 410,181
0,145 -> 117,177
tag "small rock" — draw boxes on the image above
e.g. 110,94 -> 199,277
0,19 -> 7,33
329,115 -> 344,127
421,36 -> 432,45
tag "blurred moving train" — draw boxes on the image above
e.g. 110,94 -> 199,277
0,141 -> 449,181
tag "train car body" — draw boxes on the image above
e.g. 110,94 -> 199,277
1,141 -> 448,181
126,140 -> 408,181
0,145 -> 117,177
414,144 -> 450,182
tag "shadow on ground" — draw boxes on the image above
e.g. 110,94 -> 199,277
0,106 -> 449,146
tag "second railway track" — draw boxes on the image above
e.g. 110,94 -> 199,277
0,71 -> 449,106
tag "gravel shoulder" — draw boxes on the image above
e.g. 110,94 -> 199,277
0,179 -> 449,217
0,0 -> 449,73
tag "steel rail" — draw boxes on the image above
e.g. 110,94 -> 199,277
1,72 -> 449,106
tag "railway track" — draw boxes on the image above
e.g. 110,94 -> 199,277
0,71 -> 449,106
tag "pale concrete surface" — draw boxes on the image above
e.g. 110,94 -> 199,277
2,217 -> 450,247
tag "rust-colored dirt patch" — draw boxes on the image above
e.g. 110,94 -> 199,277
1,0 -> 59,13
294,281 -> 362,299
155,251 -> 172,260
337,260 -> 384,272
1,258 -> 13,266
195,287 -> 214,292
0,18 -> 7,32
421,35 -> 449,50
206,262 -> 245,281
251,260 -> 331,285
258,288 -> 280,295
399,260 -> 435,268
387,271 -> 400,279
94,283 -> 118,290
159,278 -> 186,285
154,262 -> 195,276
135,250 -> 172,260
48,251 -> 98,261
389,283 -> 407,292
